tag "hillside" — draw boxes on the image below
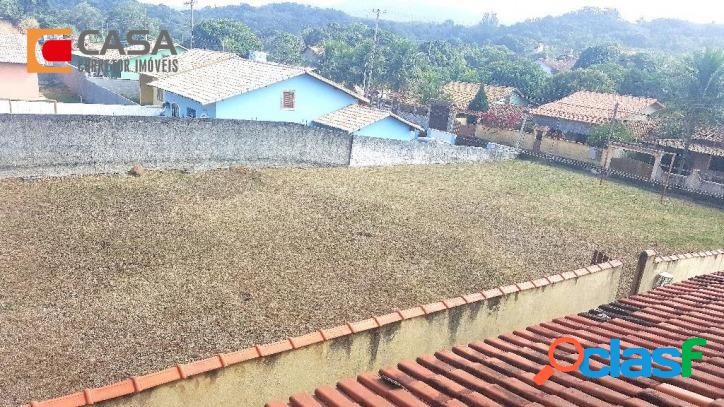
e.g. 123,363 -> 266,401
30,1 -> 724,53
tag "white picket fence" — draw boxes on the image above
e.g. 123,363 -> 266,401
0,99 -> 162,116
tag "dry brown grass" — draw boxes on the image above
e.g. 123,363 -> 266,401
1,161 -> 722,405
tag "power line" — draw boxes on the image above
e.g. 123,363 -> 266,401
363,8 -> 385,96
184,0 -> 197,48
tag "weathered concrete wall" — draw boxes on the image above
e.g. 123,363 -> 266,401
88,77 -> 140,102
350,136 -> 517,167
48,67 -> 136,106
0,100 -> 162,116
632,249 -> 724,294
0,115 -> 517,178
96,261 -> 623,407
0,115 -> 352,177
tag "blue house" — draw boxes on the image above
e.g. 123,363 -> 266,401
150,56 -> 421,141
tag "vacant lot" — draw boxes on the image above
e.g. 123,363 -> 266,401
1,161 -> 722,405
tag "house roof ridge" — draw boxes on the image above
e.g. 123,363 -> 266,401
20,261 -> 624,407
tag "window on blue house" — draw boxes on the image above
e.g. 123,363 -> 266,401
281,90 -> 295,110
187,108 -> 196,118
171,103 -> 179,117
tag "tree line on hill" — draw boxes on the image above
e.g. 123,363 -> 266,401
2,0 -> 722,142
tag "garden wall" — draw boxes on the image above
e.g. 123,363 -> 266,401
0,115 -> 516,178
475,125 -> 602,165
631,249 -> 724,294
54,261 -> 622,407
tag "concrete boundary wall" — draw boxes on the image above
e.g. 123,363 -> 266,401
0,100 -> 162,116
0,115 -> 515,178
21,260 -> 624,407
0,115 -> 353,178
350,136 -> 517,167
631,249 -> 724,294
49,67 -> 136,105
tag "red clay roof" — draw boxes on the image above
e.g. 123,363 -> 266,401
267,271 -> 724,407
532,91 -> 662,126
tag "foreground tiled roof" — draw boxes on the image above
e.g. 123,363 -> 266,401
313,103 -> 424,133
143,49 -> 238,79
267,272 -> 724,407
443,81 -> 519,112
532,91 -> 662,125
0,33 -> 27,64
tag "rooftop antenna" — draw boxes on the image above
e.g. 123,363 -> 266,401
184,0 -> 197,48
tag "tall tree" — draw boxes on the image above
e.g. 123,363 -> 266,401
468,84 -> 489,112
106,0 -> 159,35
193,19 -> 261,56
678,49 -> 724,169
264,31 -> 304,65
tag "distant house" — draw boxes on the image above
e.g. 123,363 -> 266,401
71,44 -> 186,80
0,33 -> 41,101
139,49 -> 237,105
532,91 -> 663,143
150,57 -> 421,141
536,56 -> 577,75
650,128 -> 724,178
442,81 -> 528,126
443,81 -> 528,112
302,45 -> 324,65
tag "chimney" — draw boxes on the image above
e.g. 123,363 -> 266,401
428,100 -> 454,132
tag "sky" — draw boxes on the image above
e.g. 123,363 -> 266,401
140,0 -> 724,25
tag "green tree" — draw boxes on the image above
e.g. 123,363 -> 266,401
677,49 -> 724,168
66,1 -> 103,31
106,1 -> 159,36
468,84 -> 489,112
193,19 -> 261,56
574,44 -> 622,69
264,31 -> 304,65
587,122 -> 634,147
488,59 -> 547,100
0,0 -> 22,22
540,69 -> 617,102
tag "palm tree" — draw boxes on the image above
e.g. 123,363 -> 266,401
679,49 -> 724,172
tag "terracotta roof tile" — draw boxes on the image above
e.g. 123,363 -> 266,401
313,103 -> 423,133
442,81 -> 520,112
269,272 -> 724,407
532,91 -> 661,125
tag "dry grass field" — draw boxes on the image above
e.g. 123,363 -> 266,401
1,160 -> 722,405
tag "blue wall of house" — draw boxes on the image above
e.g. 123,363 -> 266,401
162,73 -> 357,123
214,74 -> 357,123
163,92 -> 215,118
354,116 -> 417,141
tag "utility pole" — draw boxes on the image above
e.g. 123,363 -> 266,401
364,8 -> 384,97
599,101 -> 619,184
184,0 -> 197,48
